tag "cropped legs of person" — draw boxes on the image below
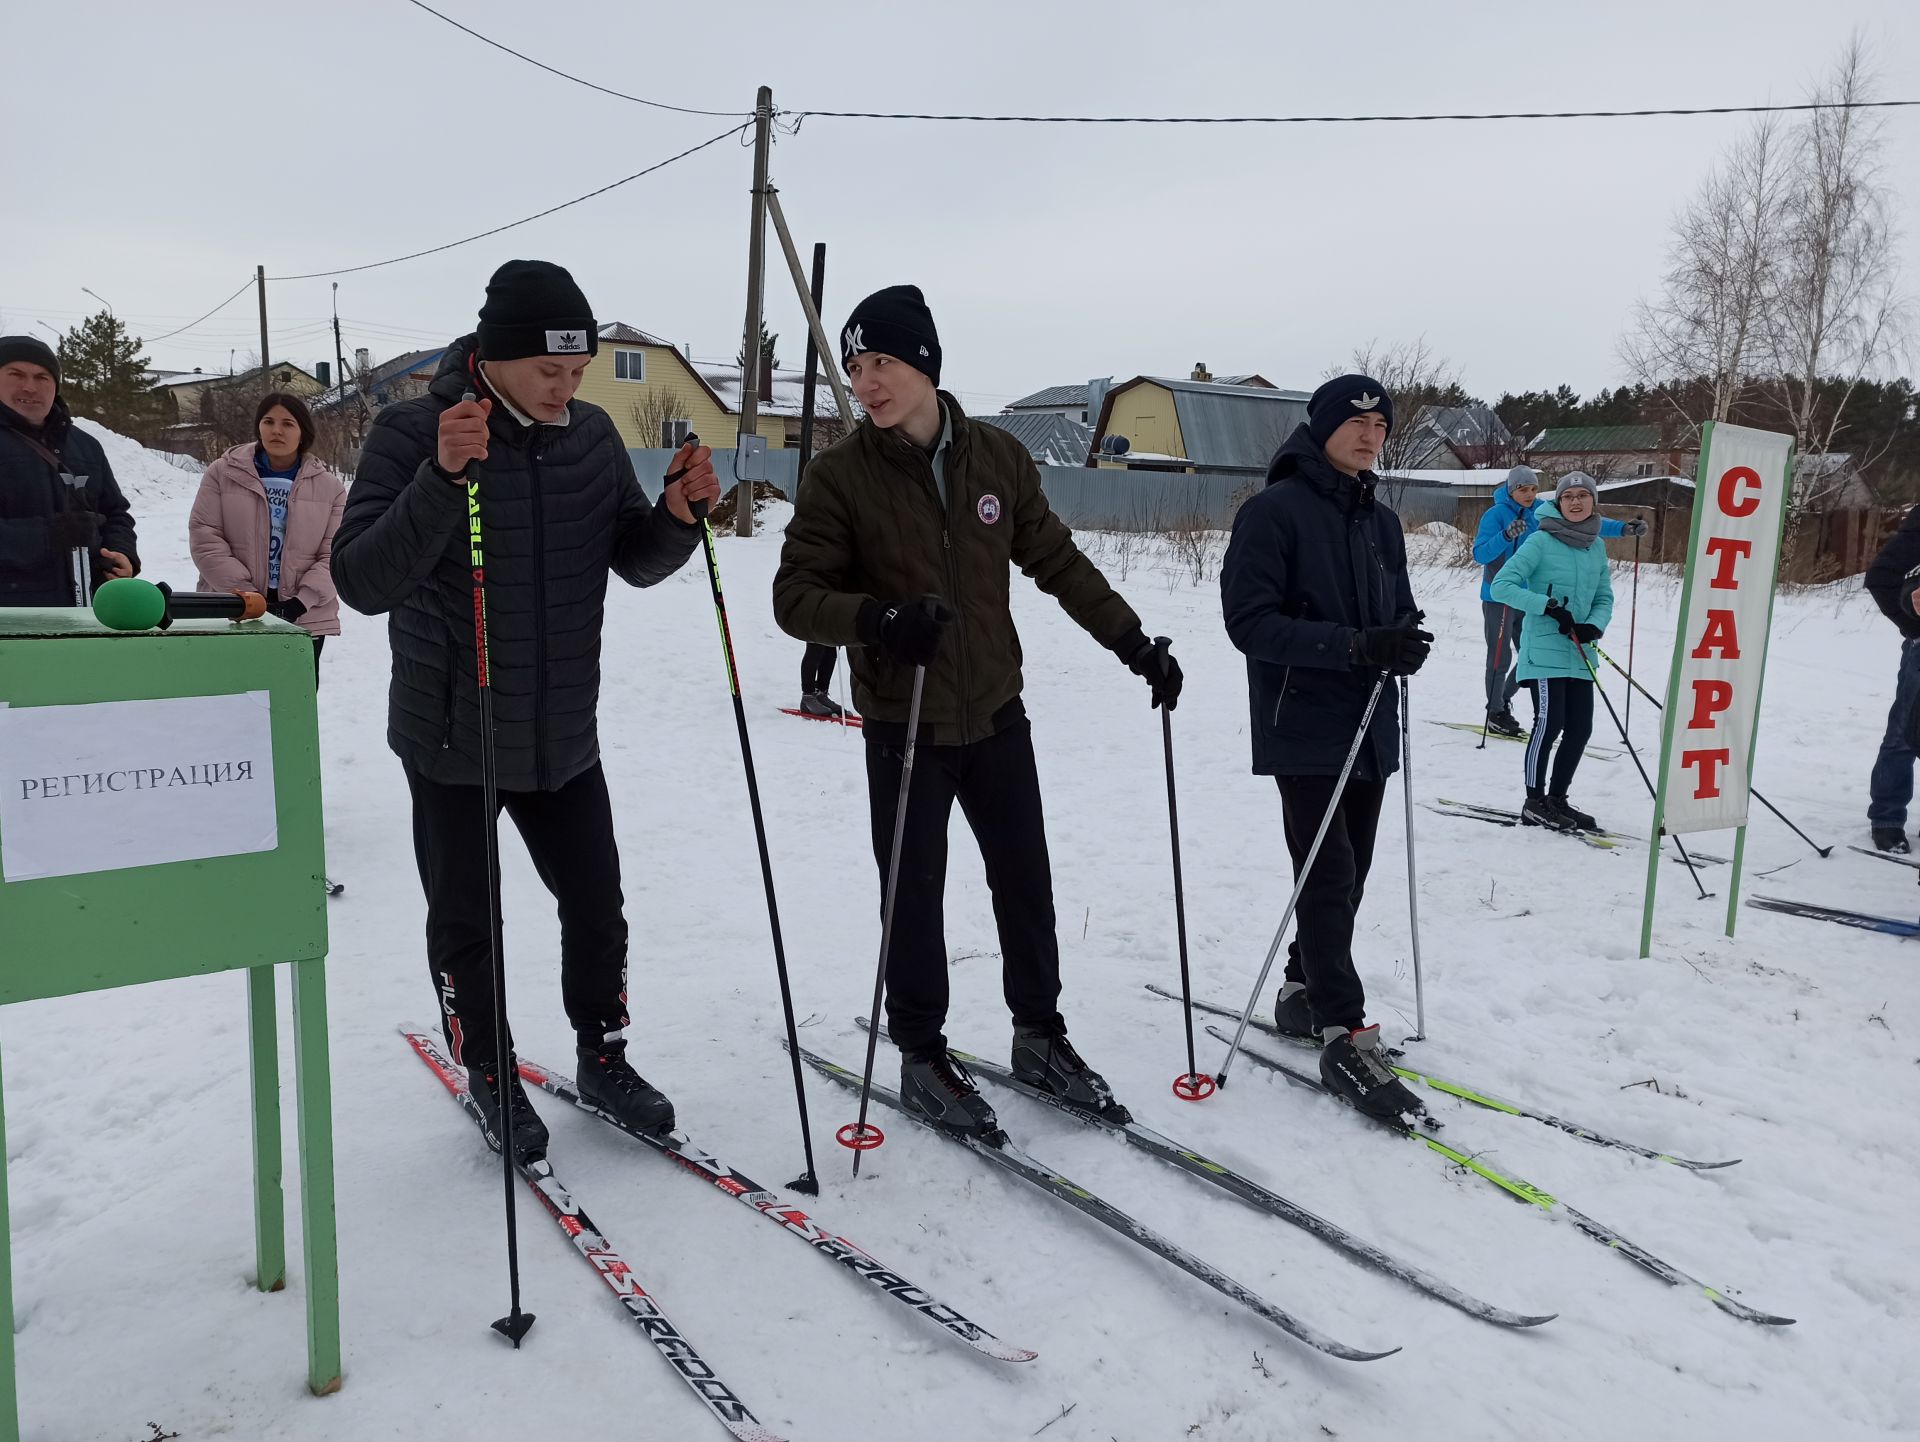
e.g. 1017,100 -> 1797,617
1274,774 -> 1387,1034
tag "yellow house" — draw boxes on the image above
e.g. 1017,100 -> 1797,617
579,322 -> 793,450
1089,374 -> 1308,476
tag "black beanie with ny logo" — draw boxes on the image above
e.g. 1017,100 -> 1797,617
841,285 -> 941,385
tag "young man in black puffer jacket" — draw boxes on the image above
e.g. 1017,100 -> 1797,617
334,260 -> 719,1159
1220,375 -> 1432,1124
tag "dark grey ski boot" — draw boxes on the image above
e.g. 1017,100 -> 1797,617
1273,980 -> 1316,1040
469,1063 -> 550,1165
900,1048 -> 1003,1138
1319,1025 -> 1424,1125
1011,1027 -> 1130,1122
577,1046 -> 676,1135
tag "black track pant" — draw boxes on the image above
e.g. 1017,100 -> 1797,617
864,716 -> 1065,1055
801,642 -> 837,694
1276,773 -> 1388,1035
406,762 -> 630,1073
1525,677 -> 1595,797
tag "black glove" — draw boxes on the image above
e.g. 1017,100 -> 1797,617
48,509 -> 97,550
1503,517 -> 1527,541
1621,517 -> 1650,539
1118,631 -> 1184,710
1350,612 -> 1434,676
1543,599 -> 1577,637
858,595 -> 953,668
271,598 -> 308,623
1572,622 -> 1603,644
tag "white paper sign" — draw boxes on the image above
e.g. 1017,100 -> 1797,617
0,691 -> 277,883
1657,424 -> 1794,836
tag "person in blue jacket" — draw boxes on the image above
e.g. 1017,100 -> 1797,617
1221,375 -> 1432,1123
1474,467 -> 1642,737
1490,473 -> 1614,831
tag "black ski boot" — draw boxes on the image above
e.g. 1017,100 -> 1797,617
469,1062 -> 550,1165
1554,795 -> 1598,832
1484,709 -> 1523,739
1521,793 -> 1572,830
1273,981 -> 1317,1040
1319,1025 -> 1423,1125
1011,1027 -> 1129,1122
900,1048 -> 1003,1138
1873,827 -> 1910,854
798,690 -> 844,718
577,1046 -> 676,1135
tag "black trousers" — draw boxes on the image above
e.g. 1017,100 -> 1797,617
405,762 -> 630,1073
1525,677 -> 1595,796
1276,774 -> 1388,1034
864,716 -> 1065,1055
311,634 -> 325,684
801,642 -> 837,694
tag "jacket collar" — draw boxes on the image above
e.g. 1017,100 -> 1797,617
0,394 -> 70,450
1266,422 -> 1376,512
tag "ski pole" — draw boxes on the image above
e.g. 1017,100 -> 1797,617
461,388 -> 534,1348
844,664 -> 928,1173
1576,643 -> 1713,900
1625,533 -> 1641,737
679,435 -> 821,1196
1594,646 -> 1831,857
1156,637 -> 1211,1101
1217,672 -> 1389,1088
1400,676 -> 1426,1042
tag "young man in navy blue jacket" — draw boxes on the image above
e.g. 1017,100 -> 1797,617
1220,376 -> 1431,1122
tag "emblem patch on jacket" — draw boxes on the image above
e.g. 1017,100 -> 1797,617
977,493 -> 1002,525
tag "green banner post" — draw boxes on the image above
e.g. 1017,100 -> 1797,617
0,609 -> 342,1435
1641,423 -> 1796,957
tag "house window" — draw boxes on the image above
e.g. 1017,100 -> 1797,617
1634,461 -> 1655,477
614,350 -> 645,382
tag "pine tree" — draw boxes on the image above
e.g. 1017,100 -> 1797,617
736,321 -> 779,372
56,311 -> 166,436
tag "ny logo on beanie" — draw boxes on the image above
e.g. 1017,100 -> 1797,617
842,324 -> 865,359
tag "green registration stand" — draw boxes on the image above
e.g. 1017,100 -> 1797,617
0,609 -> 341,1436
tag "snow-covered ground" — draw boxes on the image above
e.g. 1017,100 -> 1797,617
9,430 -> 1916,1441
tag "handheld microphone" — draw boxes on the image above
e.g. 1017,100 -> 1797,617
93,578 -> 267,631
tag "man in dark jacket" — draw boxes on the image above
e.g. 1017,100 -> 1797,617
773,284 -> 1180,1135
1220,374 -> 1431,1123
0,336 -> 139,606
333,261 -> 719,1160
1862,505 -> 1920,851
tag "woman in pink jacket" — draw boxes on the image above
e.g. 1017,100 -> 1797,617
189,392 -> 346,680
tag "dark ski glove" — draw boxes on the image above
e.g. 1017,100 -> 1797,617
858,595 -> 954,668
1543,599 -> 1577,637
1350,612 -> 1434,676
1503,516 -> 1528,541
271,598 -> 307,623
1621,517 -> 1650,538
48,509 -> 96,550
1116,630 -> 1183,710
1572,622 -> 1604,644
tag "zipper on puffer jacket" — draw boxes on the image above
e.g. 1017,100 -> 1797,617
531,436 -> 550,789
1271,666 -> 1292,728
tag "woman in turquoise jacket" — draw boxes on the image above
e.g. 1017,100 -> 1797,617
1489,472 -> 1614,831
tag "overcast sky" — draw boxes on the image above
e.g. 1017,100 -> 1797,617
4,1 -> 1915,416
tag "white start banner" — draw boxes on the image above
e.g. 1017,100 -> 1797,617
0,691 -> 277,883
1656,423 -> 1794,836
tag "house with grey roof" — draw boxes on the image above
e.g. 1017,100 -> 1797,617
975,411 -> 1094,467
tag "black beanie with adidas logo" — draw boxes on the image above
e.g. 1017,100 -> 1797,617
841,284 -> 941,385
477,259 -> 599,362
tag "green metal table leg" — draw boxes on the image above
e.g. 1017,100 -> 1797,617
247,965 -> 286,1294
291,956 -> 342,1396
0,1045 -> 18,1442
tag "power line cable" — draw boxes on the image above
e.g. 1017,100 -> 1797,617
402,0 -> 752,119
790,99 -> 1920,125
270,122 -> 748,281
134,278 -> 257,343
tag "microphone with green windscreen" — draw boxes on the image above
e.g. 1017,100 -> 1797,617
94,578 -> 266,631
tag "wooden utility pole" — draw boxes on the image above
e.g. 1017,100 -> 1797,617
256,265 -> 271,392
734,86 -> 774,538
331,282 -> 347,400
767,190 -> 856,430
796,243 -> 827,475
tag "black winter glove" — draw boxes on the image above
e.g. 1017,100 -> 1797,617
1543,599 -> 1577,637
1502,517 -> 1527,541
1117,630 -> 1184,710
271,598 -> 308,623
48,509 -> 97,550
1621,517 -> 1650,539
1572,622 -> 1604,644
1350,612 -> 1435,676
858,595 -> 954,668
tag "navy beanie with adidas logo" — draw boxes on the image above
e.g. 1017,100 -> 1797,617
841,284 -> 941,385
1307,373 -> 1394,449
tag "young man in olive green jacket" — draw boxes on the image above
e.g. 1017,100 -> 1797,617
773,285 -> 1181,1135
